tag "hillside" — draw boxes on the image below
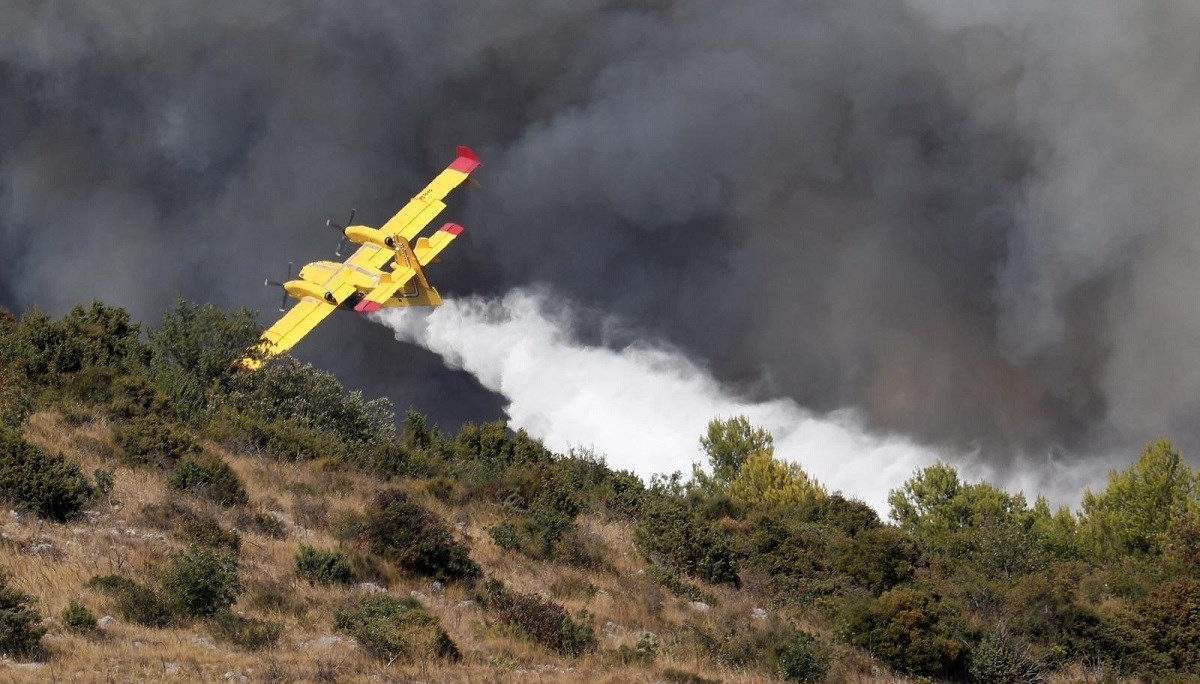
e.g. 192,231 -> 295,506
0,301 -> 1198,683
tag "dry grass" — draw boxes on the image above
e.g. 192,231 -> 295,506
0,410 -> 910,683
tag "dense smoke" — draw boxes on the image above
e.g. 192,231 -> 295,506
3,1 -> 1200,491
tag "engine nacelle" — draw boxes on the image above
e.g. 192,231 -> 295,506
345,225 -> 397,249
284,279 -> 334,303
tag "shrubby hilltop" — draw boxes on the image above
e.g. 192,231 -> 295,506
0,301 -> 1198,683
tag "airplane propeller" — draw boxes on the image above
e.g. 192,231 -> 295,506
327,208 -> 357,257
264,261 -> 294,311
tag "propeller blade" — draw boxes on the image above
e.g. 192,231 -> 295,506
263,262 -> 294,311
329,209 -> 356,256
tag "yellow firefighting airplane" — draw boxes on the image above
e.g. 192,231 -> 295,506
240,146 -> 480,369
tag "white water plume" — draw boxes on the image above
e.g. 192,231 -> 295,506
377,290 -> 947,514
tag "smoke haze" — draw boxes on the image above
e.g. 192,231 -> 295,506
3,1 -> 1200,499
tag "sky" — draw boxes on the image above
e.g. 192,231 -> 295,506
3,1 -> 1199,510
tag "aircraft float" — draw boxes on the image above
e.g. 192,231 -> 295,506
240,146 -> 480,369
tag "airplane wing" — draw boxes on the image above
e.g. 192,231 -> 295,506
351,222 -> 464,312
378,146 -> 480,244
242,297 -> 336,369
412,221 -> 464,265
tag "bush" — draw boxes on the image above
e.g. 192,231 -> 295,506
600,469 -> 645,518
117,415 -> 198,467
148,300 -> 262,393
0,428 -> 94,521
488,521 -> 521,550
246,511 -> 287,539
362,489 -> 480,584
835,525 -> 920,595
480,579 -> 597,656
0,365 -> 32,429
88,574 -> 175,627
635,495 -> 741,587
209,610 -> 283,651
0,570 -> 45,660
1141,577 -> 1200,671
61,599 -> 97,635
334,594 -> 460,664
968,631 -> 1026,684
93,468 -> 114,496
777,628 -> 831,683
176,516 -> 243,556
610,632 -> 661,666
845,584 -> 967,677
225,358 -> 394,447
295,546 -> 354,585
645,566 -> 716,605
108,373 -> 170,419
161,547 -> 241,618
690,616 -> 828,683
168,455 -> 248,507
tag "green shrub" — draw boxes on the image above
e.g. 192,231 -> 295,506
168,455 -> 248,507
108,373 -> 170,419
117,415 -> 198,467
968,631 -> 1026,684
148,300 -> 262,393
247,512 -> 287,539
92,468 -> 114,496
776,630 -> 830,683
161,547 -> 241,618
295,546 -> 353,585
0,365 -> 32,429
645,566 -> 716,605
209,610 -> 283,651
0,428 -> 94,521
176,516 -> 242,556
835,525 -> 920,595
225,358 -> 394,447
61,599 -> 97,635
635,495 -> 741,587
334,594 -> 460,664
480,579 -> 597,656
6,303 -> 146,384
362,489 -> 480,583
600,469 -> 645,518
1141,578 -> 1200,671
216,409 -> 347,462
0,570 -> 45,660
88,574 -> 176,627
844,585 -> 967,677
488,521 -> 521,550
689,616 -> 828,682
610,631 -> 660,665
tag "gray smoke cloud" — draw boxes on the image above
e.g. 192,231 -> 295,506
2,1 -> 1199,477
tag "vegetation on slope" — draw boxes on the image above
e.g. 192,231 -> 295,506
0,300 -> 1198,683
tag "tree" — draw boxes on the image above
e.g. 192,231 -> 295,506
1079,439 -> 1198,560
728,451 -> 826,506
149,300 -> 262,394
700,416 -> 773,484
888,463 -> 1049,577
